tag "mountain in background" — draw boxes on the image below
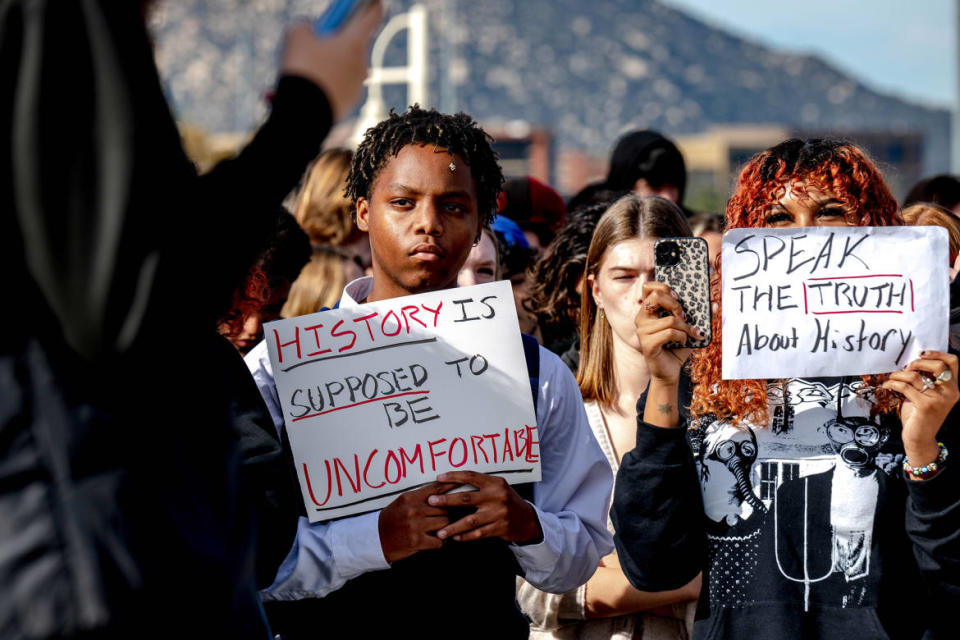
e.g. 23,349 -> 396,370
150,0 -> 949,177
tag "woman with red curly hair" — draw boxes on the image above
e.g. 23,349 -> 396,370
611,139 -> 960,640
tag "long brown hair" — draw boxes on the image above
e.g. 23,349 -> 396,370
577,195 -> 692,405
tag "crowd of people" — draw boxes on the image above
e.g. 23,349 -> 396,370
4,2 -> 960,639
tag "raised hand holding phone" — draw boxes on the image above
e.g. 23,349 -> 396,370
281,0 -> 383,120
634,237 -> 710,428
314,0 -> 381,36
653,237 -> 712,348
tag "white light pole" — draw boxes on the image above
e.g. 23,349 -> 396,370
350,4 -> 429,146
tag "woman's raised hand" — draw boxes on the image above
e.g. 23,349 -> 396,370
881,350 -> 959,470
634,281 -> 701,386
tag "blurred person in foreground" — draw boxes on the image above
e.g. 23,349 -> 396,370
0,1 -> 380,637
293,147 -> 374,274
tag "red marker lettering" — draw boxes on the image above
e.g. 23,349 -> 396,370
428,438 -> 448,472
525,425 -> 540,463
334,455 -> 361,496
304,323 -> 332,357
353,312 -> 380,340
363,449 -> 385,489
470,435 -> 489,464
448,437 -> 468,467
381,310 -> 402,337
383,450 -> 403,484
502,427 -> 515,462
273,326 -> 301,363
400,444 -> 424,475
303,461 -> 332,506
483,433 -> 501,463
331,319 -> 357,352
402,305 -> 427,330
421,301 -> 443,327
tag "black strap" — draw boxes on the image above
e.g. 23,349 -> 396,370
521,333 -> 540,415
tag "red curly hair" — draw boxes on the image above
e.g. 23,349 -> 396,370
689,139 -> 902,425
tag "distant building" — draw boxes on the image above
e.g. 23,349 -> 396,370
483,121 -> 553,184
675,125 -> 924,207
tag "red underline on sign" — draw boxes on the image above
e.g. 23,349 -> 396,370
811,310 -> 904,315
291,390 -> 431,422
806,273 -> 902,281
312,468 -> 536,512
803,282 -> 808,314
910,279 -> 915,312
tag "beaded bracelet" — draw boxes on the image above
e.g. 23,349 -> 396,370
903,442 -> 948,480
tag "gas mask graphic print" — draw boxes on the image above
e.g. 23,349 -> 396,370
703,426 -> 767,526
823,417 -> 888,473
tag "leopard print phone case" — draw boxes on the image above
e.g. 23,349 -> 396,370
654,236 -> 713,349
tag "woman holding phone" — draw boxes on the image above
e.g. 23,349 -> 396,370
518,195 -> 700,639
611,139 -> 960,640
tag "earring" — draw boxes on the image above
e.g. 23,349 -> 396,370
597,307 -> 605,321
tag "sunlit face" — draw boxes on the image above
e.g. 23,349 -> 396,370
457,230 -> 498,287
762,183 -> 856,228
356,144 -> 481,299
590,237 -> 657,352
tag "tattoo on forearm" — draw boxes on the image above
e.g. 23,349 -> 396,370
658,403 -> 674,415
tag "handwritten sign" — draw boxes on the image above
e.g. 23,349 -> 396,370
264,280 -> 540,521
722,226 -> 948,379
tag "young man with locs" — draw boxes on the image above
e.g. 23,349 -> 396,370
245,106 -> 614,638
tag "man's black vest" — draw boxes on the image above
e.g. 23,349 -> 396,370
265,334 -> 542,639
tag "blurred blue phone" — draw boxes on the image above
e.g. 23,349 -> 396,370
314,0 -> 378,36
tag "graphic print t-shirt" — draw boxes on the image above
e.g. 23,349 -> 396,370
686,377 -> 906,613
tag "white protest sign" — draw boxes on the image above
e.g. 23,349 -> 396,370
264,280 -> 540,522
722,226 -> 948,380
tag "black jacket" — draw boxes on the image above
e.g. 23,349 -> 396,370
1,2 -> 330,637
612,377 -> 960,639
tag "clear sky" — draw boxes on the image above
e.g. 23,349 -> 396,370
660,0 -> 956,109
